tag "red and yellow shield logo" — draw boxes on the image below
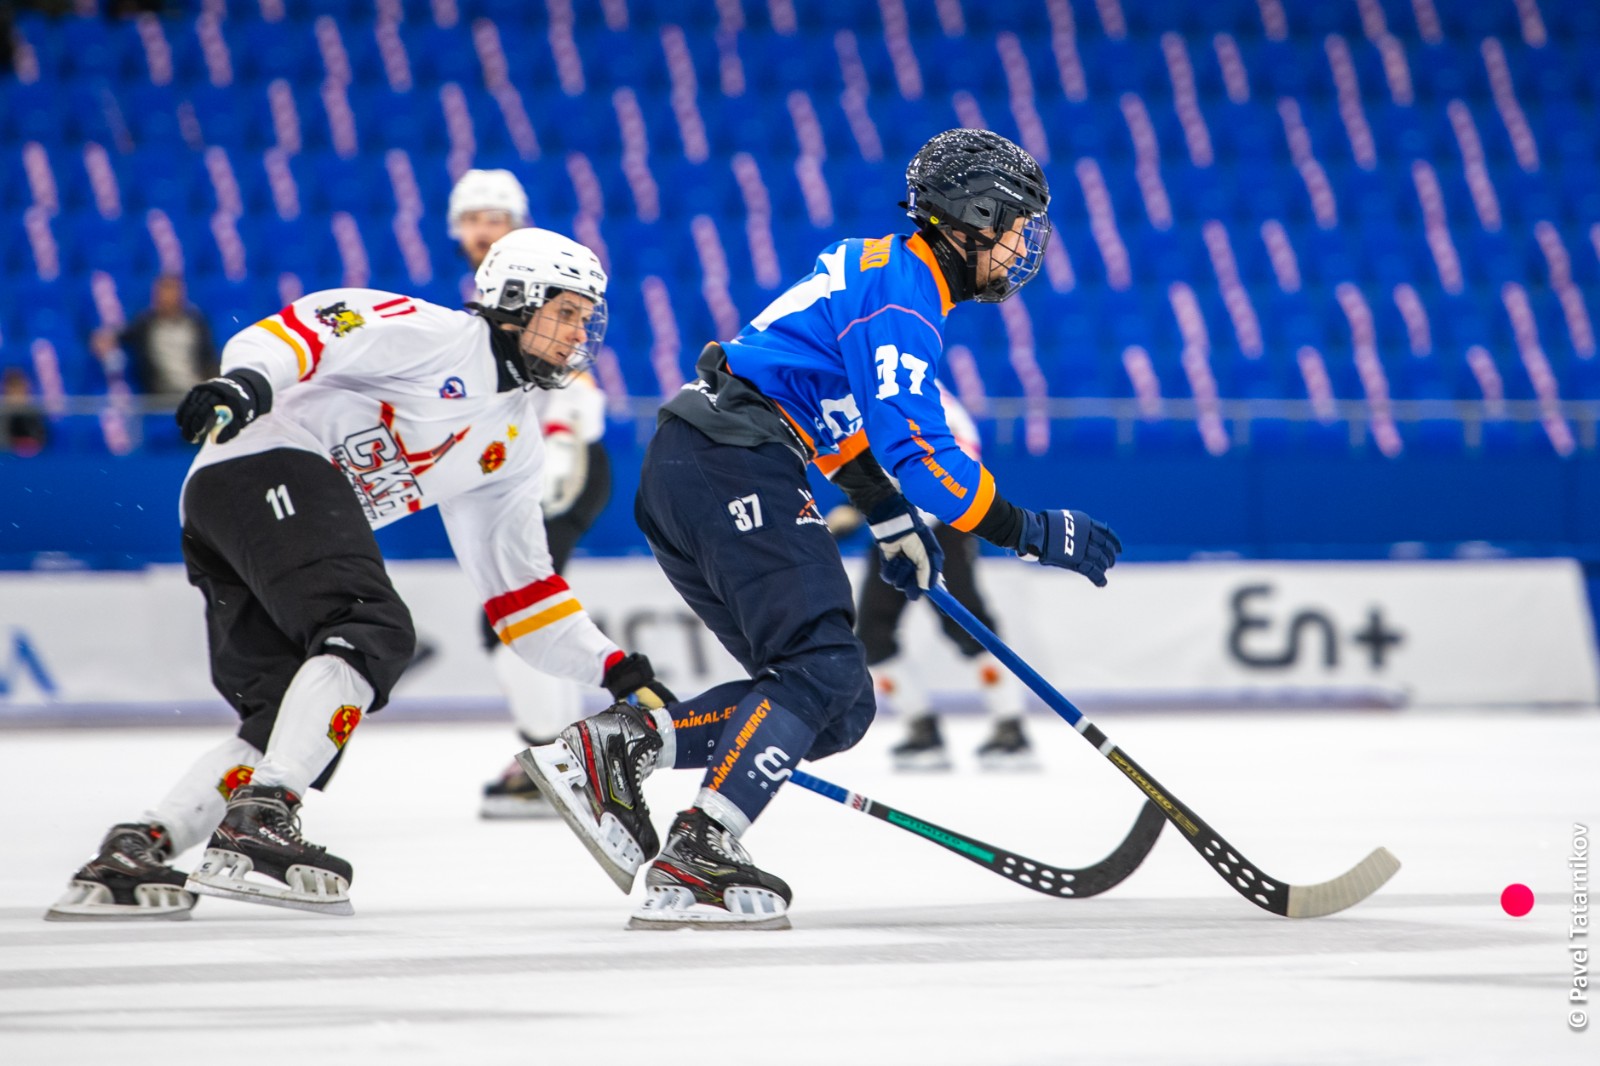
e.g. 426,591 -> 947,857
478,440 -> 507,474
327,704 -> 362,749
216,764 -> 255,798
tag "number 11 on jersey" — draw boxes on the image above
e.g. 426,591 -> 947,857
266,484 -> 296,520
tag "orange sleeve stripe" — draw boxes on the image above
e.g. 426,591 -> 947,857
773,402 -> 817,459
499,599 -> 584,644
254,318 -> 307,378
949,466 -> 997,532
811,428 -> 870,475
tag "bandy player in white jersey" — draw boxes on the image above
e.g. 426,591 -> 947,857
45,228 -> 673,921
446,168 -> 616,820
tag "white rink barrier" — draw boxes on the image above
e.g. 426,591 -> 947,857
1,557 -> 1597,722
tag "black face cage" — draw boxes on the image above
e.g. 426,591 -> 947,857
488,282 -> 608,390
910,187 -> 1052,303
974,209 -> 1051,303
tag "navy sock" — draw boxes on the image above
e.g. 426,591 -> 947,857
664,680 -> 755,769
695,689 -> 817,835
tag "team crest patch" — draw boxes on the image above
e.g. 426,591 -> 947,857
315,301 -> 366,337
440,376 -> 466,399
327,705 -> 362,749
479,440 -> 507,474
796,489 -> 827,527
216,764 -> 255,798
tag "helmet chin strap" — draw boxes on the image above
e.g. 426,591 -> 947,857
920,225 -> 981,304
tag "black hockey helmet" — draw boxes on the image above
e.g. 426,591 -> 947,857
902,128 -> 1051,303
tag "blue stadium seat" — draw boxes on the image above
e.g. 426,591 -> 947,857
2,1 -> 1595,463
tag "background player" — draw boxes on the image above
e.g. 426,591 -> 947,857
46,229 -> 671,921
825,381 -> 1034,771
519,129 -> 1122,929
445,169 -> 615,819
446,168 -> 530,303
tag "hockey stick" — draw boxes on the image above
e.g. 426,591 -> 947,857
789,767 -> 1165,899
925,583 -> 1400,918
206,405 -> 232,444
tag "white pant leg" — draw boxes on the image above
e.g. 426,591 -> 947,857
143,735 -> 264,855
870,655 -> 929,718
249,655 -> 374,797
493,641 -> 584,742
973,652 -> 1026,719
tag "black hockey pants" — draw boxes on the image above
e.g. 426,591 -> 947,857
181,448 -> 416,760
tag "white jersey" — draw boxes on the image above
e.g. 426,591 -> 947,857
531,371 -> 606,445
185,288 -> 621,688
530,370 -> 606,516
937,382 -> 981,462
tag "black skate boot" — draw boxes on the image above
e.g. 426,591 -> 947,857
187,784 -> 354,915
481,756 -> 555,820
976,717 -> 1040,771
45,823 -> 196,921
516,703 -> 665,893
891,713 -> 952,771
629,808 -> 793,930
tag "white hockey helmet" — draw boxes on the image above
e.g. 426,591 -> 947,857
447,168 -> 530,239
473,228 -> 608,389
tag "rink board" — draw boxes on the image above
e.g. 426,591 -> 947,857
1,557 -> 1596,719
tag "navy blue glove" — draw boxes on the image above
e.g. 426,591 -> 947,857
867,497 -> 944,600
175,370 -> 270,445
1018,509 -> 1122,587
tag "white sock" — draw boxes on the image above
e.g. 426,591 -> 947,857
973,652 -> 1026,719
644,705 -> 676,772
493,642 -> 583,742
871,655 -> 927,718
250,655 -> 374,797
143,735 -> 264,855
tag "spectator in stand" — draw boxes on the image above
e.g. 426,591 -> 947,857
92,275 -> 218,400
2,367 -> 49,456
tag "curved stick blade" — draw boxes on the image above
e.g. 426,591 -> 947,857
1285,847 -> 1402,918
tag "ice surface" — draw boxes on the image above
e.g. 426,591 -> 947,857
3,709 -> 1596,1064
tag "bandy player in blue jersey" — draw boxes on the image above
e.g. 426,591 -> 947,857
520,129 -> 1122,929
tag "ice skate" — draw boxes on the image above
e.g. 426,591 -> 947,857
629,808 -> 792,931
480,757 -> 556,820
45,823 -> 196,922
187,784 -> 354,915
891,714 -> 953,771
516,703 -> 664,893
976,717 -> 1041,771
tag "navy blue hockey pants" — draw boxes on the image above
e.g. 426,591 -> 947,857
634,415 -> 876,761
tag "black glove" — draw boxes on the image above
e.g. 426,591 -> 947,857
602,652 -> 676,710
175,370 -> 272,445
1017,509 -> 1123,587
866,496 -> 944,601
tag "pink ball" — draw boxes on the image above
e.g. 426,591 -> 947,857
1500,883 -> 1534,917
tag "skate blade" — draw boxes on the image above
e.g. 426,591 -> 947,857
977,751 -> 1042,772
186,850 -> 354,916
892,750 -> 954,772
626,885 -> 791,931
44,880 -> 195,922
516,744 -> 645,894
479,794 -> 559,820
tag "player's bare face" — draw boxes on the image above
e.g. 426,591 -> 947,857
519,290 -> 597,368
459,210 -> 518,268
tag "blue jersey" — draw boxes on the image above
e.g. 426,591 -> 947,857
720,233 -> 997,532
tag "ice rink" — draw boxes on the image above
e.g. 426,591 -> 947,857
2,707 -> 1595,1065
